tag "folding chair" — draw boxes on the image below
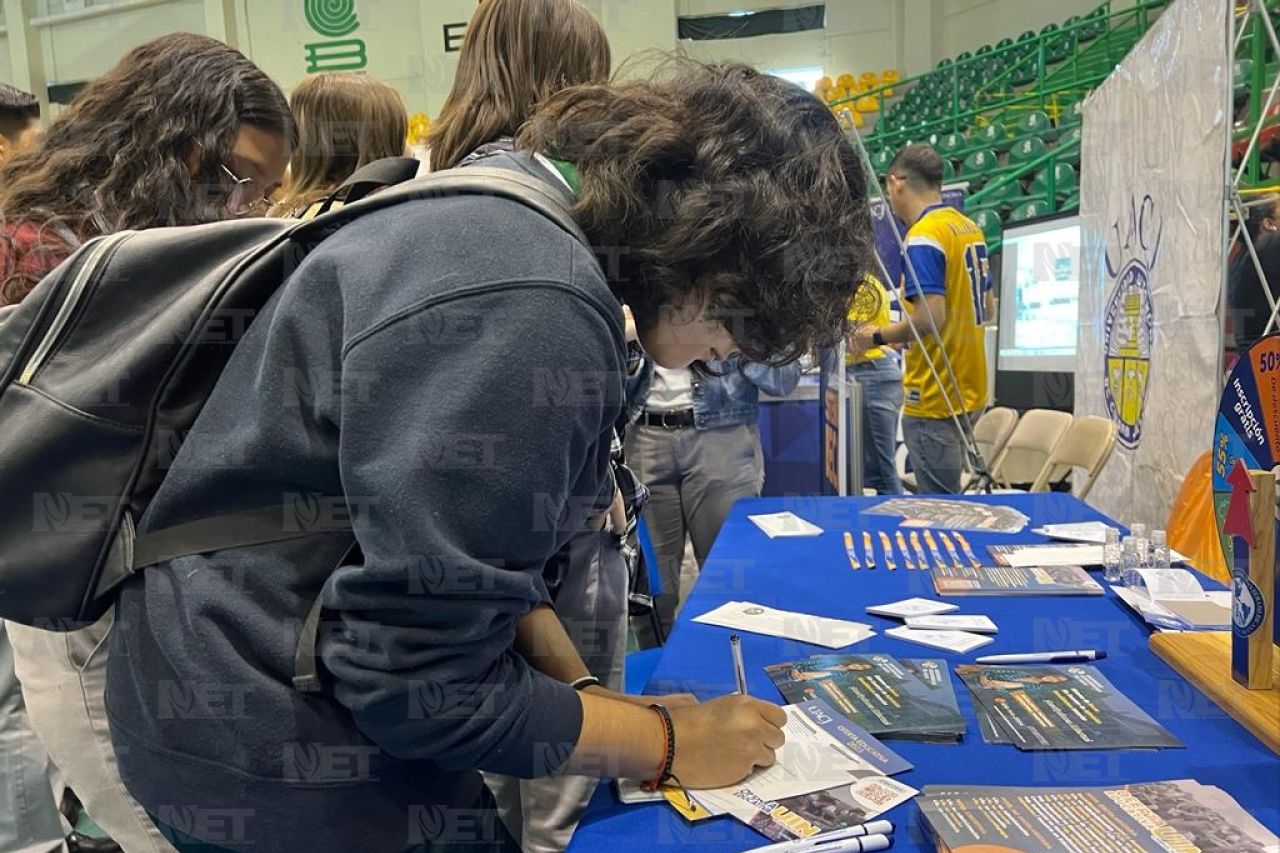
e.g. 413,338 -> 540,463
962,407 -> 1020,491
991,409 -> 1074,488
1030,415 -> 1117,499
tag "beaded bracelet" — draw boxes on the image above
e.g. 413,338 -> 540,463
641,703 -> 675,792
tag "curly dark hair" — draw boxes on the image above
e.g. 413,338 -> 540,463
517,61 -> 873,363
0,33 -> 293,300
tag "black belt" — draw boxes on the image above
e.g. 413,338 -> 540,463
639,409 -> 695,429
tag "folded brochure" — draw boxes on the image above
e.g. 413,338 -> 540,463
767,653 -> 966,741
748,511 -> 824,538
955,663 -> 1181,750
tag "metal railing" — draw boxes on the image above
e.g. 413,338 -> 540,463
833,0 -> 1167,152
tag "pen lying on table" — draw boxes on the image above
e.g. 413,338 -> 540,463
743,820 -> 894,853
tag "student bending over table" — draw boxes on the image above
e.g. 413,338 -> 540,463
105,61 -> 877,853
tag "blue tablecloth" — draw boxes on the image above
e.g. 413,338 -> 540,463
568,493 -> 1280,852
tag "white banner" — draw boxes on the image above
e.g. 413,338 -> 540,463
1077,0 -> 1229,527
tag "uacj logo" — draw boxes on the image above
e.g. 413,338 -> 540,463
1233,573 -> 1266,637
1102,195 -> 1162,450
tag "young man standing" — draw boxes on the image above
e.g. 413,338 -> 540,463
853,144 -> 993,494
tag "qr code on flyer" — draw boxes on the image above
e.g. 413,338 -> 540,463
850,777 -> 918,814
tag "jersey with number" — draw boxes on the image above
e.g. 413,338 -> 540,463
901,203 -> 991,419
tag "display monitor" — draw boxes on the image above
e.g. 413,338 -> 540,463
997,214 -> 1081,373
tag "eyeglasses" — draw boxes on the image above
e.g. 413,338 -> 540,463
221,164 -> 272,216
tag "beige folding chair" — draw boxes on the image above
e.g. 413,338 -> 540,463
1031,415 -> 1117,499
990,409 -> 1074,488
962,407 -> 1019,491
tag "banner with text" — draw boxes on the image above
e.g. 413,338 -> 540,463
1077,0 -> 1228,525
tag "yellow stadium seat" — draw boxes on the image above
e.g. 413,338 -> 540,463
859,71 -> 879,91
836,73 -> 856,91
856,95 -> 880,114
817,75 -> 833,92
834,106 -> 863,132
828,85 -> 851,104
881,69 -> 899,97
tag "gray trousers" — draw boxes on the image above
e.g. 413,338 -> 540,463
902,412 -> 980,495
0,621 -> 66,853
7,611 -> 176,853
485,530 -> 628,853
624,423 -> 765,631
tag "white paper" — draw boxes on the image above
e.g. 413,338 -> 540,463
1135,568 -> 1206,602
865,598 -> 959,619
1113,586 -> 1233,631
1032,522 -> 1117,543
904,614 -> 998,634
1003,544 -> 1107,567
748,512 -> 825,538
615,779 -> 666,804
690,705 -> 870,816
886,626 -> 994,653
693,601 -> 875,649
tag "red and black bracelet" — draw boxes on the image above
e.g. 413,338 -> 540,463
640,703 -> 675,791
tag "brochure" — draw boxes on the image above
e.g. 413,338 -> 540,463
955,663 -> 1182,751
692,601 -> 875,648
918,779 -> 1278,853
865,498 -> 1029,533
688,699 -> 917,841
933,563 -> 1103,596
766,653 -> 966,741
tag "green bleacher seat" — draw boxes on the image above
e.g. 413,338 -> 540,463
1011,199 -> 1051,222
982,180 -> 1024,211
943,158 -> 956,180
1060,191 -> 1080,212
937,131 -> 966,157
938,56 -> 953,68
962,149 -> 999,186
996,37 -> 1015,52
1017,29 -> 1037,44
976,121 -> 1012,151
1031,163 -> 1078,197
976,44 -> 993,57
871,149 -> 893,175
1019,109 -> 1052,138
1009,135 -> 1047,165
957,50 -> 973,64
1080,7 -> 1107,41
1057,100 -> 1085,128
1060,125 -> 1083,148
970,207 -> 1003,245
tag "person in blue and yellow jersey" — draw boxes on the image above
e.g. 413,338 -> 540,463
847,274 -> 904,494
852,144 -> 994,493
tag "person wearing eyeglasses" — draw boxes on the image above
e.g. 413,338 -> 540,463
0,34 -> 293,853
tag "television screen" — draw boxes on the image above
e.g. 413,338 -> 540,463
998,215 -> 1081,373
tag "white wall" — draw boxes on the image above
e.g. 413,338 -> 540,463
941,0 -> 1136,59
38,0 -> 203,84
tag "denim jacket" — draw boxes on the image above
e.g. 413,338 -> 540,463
632,354 -> 801,430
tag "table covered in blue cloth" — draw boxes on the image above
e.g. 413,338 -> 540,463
567,493 -> 1280,852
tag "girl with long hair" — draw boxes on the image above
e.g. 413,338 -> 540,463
0,32 -> 293,307
270,72 -> 408,218
0,32 -> 293,853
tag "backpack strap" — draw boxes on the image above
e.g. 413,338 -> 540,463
309,156 -> 423,218
297,165 -> 591,252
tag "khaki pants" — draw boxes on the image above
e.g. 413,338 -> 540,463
485,531 -> 629,853
8,610 -> 176,853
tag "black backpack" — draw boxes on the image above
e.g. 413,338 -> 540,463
0,162 -> 589,641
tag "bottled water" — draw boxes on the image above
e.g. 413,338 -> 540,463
1121,539 -> 1142,588
1103,527 -> 1122,583
1151,530 -> 1170,570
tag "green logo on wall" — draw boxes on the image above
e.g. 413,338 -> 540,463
303,0 -> 367,72
304,0 -> 358,38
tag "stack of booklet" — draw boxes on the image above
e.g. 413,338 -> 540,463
954,663 -> 1182,750
918,779 -> 1278,853
932,562 -> 1103,596
766,653 -> 967,742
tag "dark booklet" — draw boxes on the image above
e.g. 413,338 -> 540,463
955,663 -> 1182,751
766,653 -> 965,742
932,563 -> 1103,596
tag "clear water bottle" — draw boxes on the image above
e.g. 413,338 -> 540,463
1103,527 -> 1122,583
1121,538 -> 1142,587
1151,529 -> 1170,570
1130,522 -> 1147,543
